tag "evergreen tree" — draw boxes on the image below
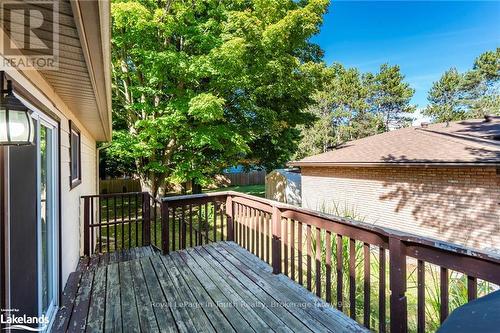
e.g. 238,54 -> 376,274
368,64 -> 416,130
423,68 -> 466,123
423,48 -> 499,123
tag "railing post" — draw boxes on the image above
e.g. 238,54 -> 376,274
389,237 -> 407,333
181,207 -> 186,249
161,200 -> 169,255
225,195 -> 234,241
271,205 -> 282,275
142,193 -> 151,246
83,197 -> 90,256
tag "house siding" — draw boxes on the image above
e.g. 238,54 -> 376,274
301,166 -> 500,252
60,121 -> 97,285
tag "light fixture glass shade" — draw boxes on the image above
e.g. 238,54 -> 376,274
0,92 -> 34,145
0,109 -> 7,142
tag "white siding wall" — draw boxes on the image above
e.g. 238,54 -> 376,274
60,121 -> 97,285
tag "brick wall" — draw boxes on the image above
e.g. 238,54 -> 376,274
301,166 -> 500,252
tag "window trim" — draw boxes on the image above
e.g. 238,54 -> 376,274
69,120 -> 81,189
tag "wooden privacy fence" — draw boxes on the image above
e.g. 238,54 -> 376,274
221,170 -> 266,186
99,178 -> 141,194
83,191 -> 500,333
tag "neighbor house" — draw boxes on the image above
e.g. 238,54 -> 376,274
290,117 -> 500,253
0,0 -> 111,329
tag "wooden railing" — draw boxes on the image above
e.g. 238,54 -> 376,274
81,192 -> 163,255
83,191 -> 500,333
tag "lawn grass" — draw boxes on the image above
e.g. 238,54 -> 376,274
94,196 -> 226,253
204,184 -> 265,197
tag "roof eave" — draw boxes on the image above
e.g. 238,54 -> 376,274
70,0 -> 112,142
288,161 -> 500,168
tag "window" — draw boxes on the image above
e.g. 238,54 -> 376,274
69,120 -> 81,188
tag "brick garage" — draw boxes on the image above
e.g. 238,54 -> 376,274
301,166 -> 500,252
291,118 -> 500,253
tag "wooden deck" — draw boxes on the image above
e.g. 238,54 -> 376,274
52,242 -> 366,332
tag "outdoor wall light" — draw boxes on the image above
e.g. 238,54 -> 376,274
0,74 -> 34,146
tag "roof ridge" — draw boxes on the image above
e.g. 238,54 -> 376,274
417,127 -> 500,151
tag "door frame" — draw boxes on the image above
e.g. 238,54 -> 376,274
18,95 -> 60,326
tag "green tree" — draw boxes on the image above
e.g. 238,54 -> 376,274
295,64 -> 370,159
423,68 -> 466,123
108,0 -> 329,196
424,49 -> 499,123
295,88 -> 335,159
462,48 -> 500,117
295,63 -> 402,159
368,64 -> 416,130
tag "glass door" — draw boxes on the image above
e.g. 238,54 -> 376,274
36,115 -> 58,326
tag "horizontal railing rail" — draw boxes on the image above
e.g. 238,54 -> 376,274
82,191 -> 500,333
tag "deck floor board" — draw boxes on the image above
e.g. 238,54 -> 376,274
52,243 -> 367,333
199,245 -> 312,333
186,248 -> 272,332
86,265 -> 106,332
167,253 -> 235,332
211,243 -> 331,332
156,255 -> 215,333
119,261 -> 141,333
178,250 -> 254,333
222,242 -> 365,332
129,259 -> 161,333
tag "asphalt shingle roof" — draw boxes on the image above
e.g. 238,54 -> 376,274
290,117 -> 500,167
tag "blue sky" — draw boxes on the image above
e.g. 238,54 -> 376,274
314,0 -> 500,114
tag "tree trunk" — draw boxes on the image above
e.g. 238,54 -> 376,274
139,175 -> 158,198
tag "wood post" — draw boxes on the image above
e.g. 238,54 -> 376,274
142,193 -> 151,246
271,205 -> 282,275
389,237 -> 407,333
225,196 -> 234,241
161,200 -> 169,255
440,267 -> 449,323
83,197 -> 90,256
467,276 -> 477,301
181,207 -> 186,249
379,248 -> 386,333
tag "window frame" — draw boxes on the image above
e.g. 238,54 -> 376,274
69,120 -> 81,189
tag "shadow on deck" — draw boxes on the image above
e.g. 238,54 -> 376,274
52,242 -> 366,332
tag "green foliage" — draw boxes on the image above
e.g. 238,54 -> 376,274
368,64 -> 416,129
108,0 -> 329,196
99,142 -> 135,178
188,93 -> 225,122
204,184 -> 265,197
295,63 -> 412,159
424,68 -> 465,123
424,48 -> 500,122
